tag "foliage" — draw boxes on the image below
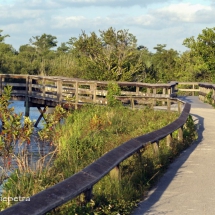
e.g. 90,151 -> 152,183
106,82 -> 121,107
0,86 -> 34,160
205,90 -> 213,105
152,44 -> 179,82
67,27 -> 145,81
38,105 -> 69,143
183,115 -> 197,144
0,30 -> 10,43
0,104 -> 196,214
183,27 -> 215,82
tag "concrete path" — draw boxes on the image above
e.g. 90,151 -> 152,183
132,96 -> 215,215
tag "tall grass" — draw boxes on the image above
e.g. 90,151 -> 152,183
0,104 -> 196,214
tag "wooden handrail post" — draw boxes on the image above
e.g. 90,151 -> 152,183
84,187 -> 93,203
57,79 -> 62,103
192,84 -> 195,96
152,141 -> 159,155
29,76 -> 32,95
167,98 -> 171,111
162,88 -> 166,105
178,126 -> 183,142
178,100 -> 181,113
42,78 -> 45,98
136,86 -> 139,95
91,82 -> 97,103
75,81 -> 79,109
153,88 -> 156,105
25,76 -> 30,117
163,87 -> 166,96
131,97 -> 134,109
166,133 -> 172,147
212,88 -> 215,105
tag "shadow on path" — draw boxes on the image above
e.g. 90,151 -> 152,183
131,113 -> 204,215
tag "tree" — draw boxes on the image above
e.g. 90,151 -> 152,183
183,27 -> 215,81
174,51 -> 208,81
68,27 -> 144,81
29,34 -> 58,75
152,44 -> 179,82
0,30 -> 10,43
0,30 -> 17,74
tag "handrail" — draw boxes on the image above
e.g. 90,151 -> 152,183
0,75 -> 178,107
177,82 -> 200,96
0,100 -> 190,215
198,82 -> 215,104
0,75 -> 192,215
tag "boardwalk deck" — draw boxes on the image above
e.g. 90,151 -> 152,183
132,96 -> 215,215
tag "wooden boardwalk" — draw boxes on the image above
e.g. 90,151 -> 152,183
132,96 -> 215,215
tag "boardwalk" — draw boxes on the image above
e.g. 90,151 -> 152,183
132,96 -> 215,215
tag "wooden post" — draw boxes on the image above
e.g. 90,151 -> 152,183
178,126 -> 183,142
57,79 -> 62,103
166,133 -> 172,147
147,88 -> 150,95
168,87 -> 171,96
91,82 -> 97,103
162,88 -> 166,105
25,76 -> 30,117
136,86 -> 139,95
29,77 -> 32,95
177,100 -> 181,113
152,141 -> 159,155
34,107 -> 47,127
153,88 -> 157,105
75,81 -> 79,109
110,164 -> 120,180
131,97 -> 134,109
42,78 -> 45,98
212,89 -> 215,105
84,187 -> 93,203
1,77 -> 4,94
167,98 -> 171,111
192,84 -> 195,96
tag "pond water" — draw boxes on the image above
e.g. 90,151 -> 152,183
0,101 -> 55,188
10,101 -> 54,160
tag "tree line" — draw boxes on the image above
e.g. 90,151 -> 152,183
0,27 -> 215,82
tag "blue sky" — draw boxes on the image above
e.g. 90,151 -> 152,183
1,0 -> 214,52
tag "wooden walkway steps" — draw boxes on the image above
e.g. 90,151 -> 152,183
132,96 -> 215,215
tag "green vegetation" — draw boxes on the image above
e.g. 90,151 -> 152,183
0,86 -> 34,182
1,27 -> 215,82
0,25 -> 202,213
0,100 -> 197,214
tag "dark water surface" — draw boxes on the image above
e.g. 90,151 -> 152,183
0,101 -> 55,181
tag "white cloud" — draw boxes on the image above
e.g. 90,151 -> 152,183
2,0 -> 215,52
156,3 -> 212,23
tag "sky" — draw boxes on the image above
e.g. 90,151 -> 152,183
1,0 -> 215,53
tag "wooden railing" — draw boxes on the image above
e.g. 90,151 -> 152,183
198,83 -> 215,105
0,75 -> 192,215
177,82 -> 200,96
0,74 -> 177,107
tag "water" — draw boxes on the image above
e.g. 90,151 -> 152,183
9,101 -> 54,158
0,101 -> 55,189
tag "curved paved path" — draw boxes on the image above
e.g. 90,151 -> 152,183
132,96 -> 215,215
